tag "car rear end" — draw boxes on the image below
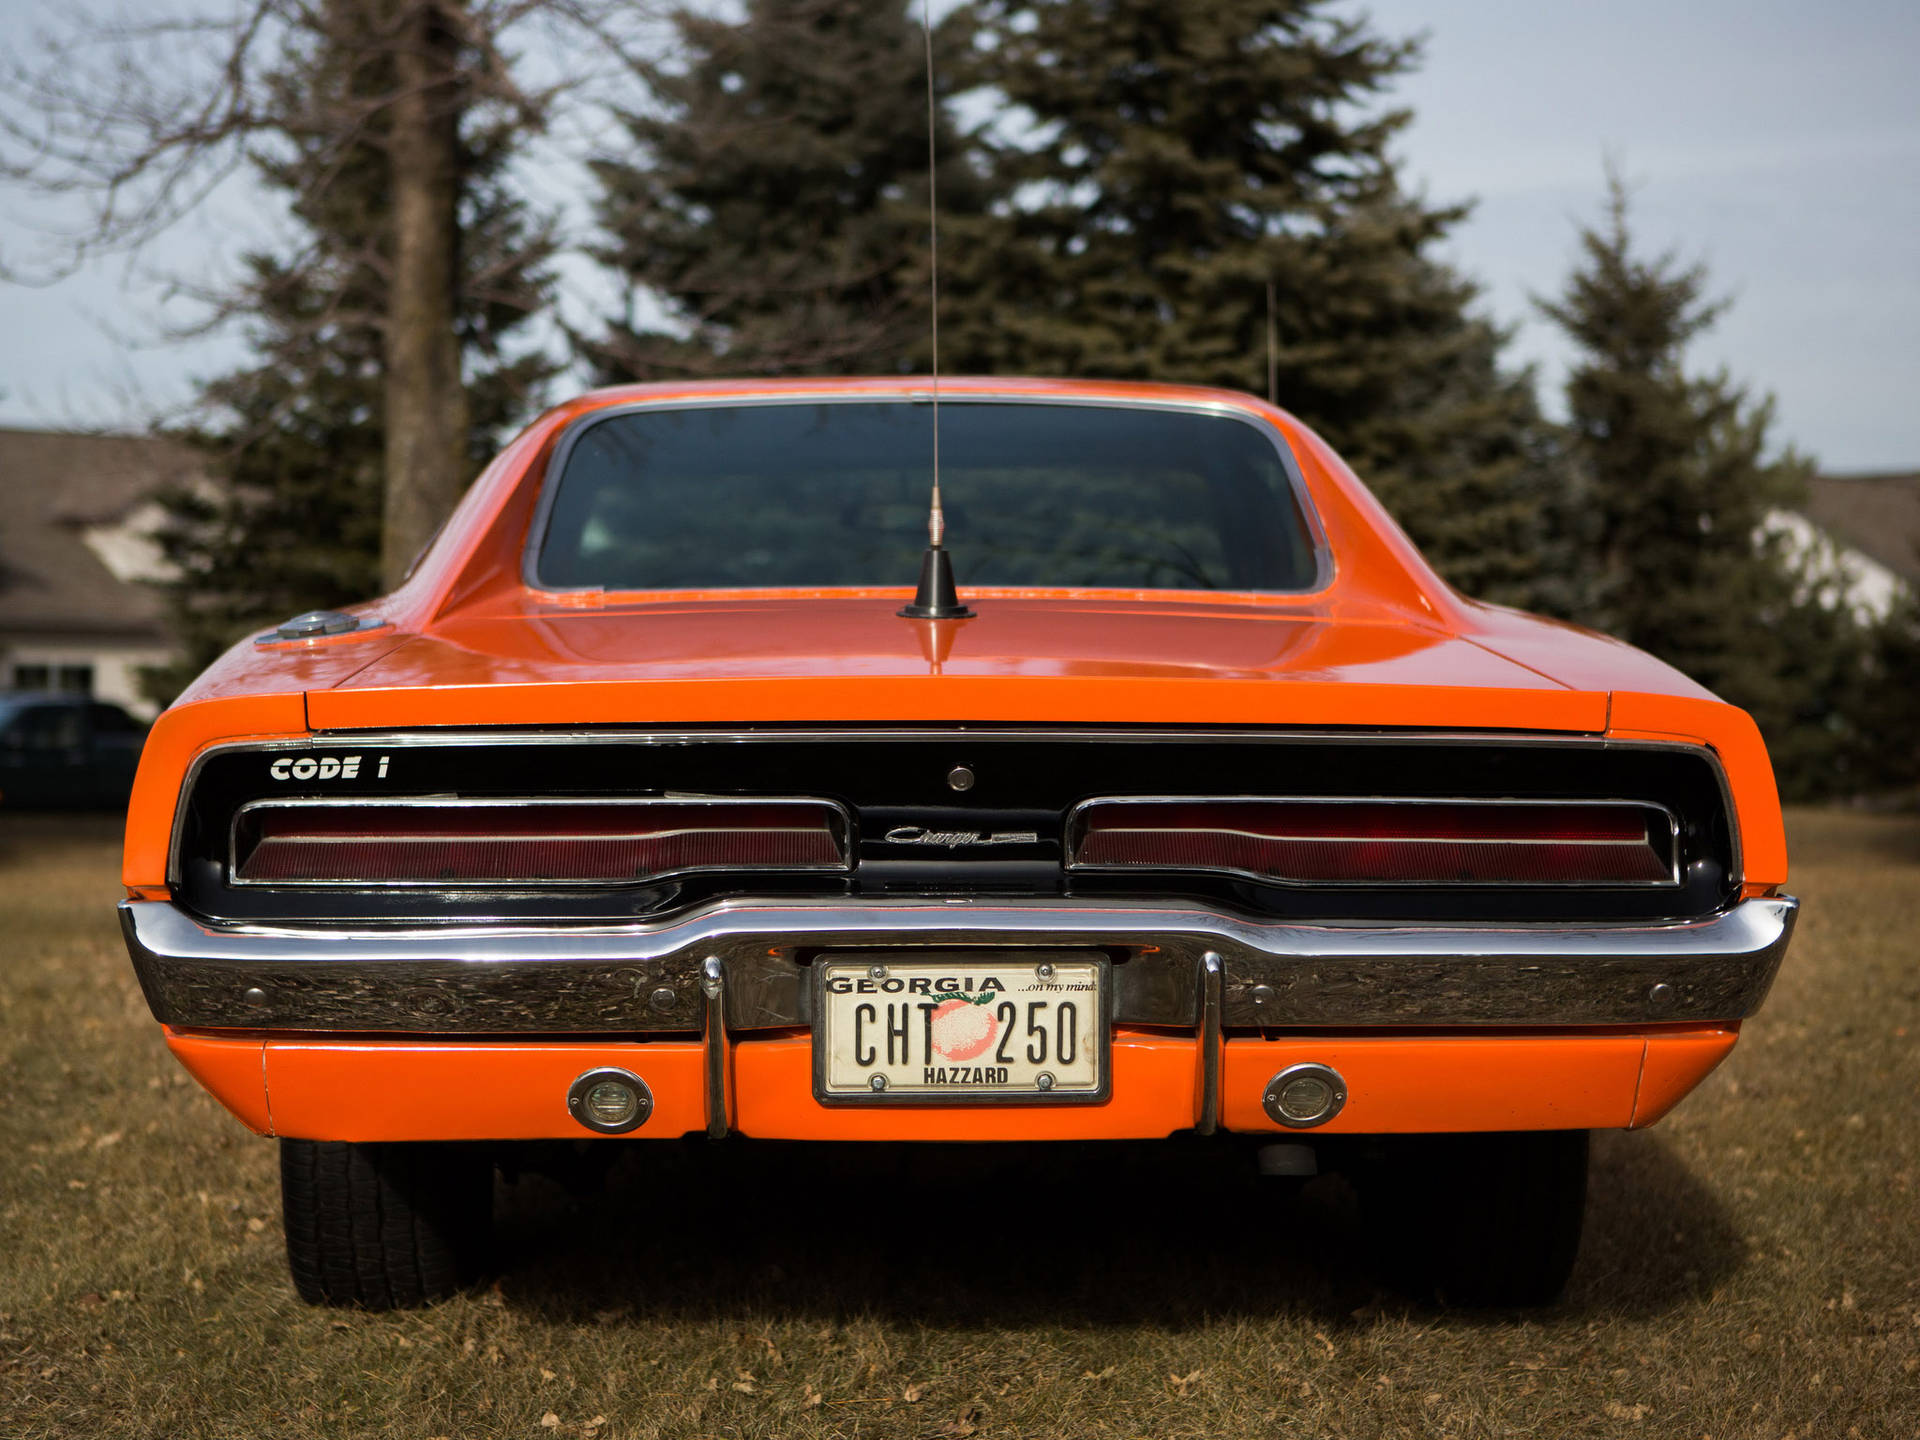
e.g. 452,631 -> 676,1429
123,718 -> 1793,1305
117,379 -> 1797,1307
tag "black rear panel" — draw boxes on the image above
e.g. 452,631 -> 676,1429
172,729 -> 1738,925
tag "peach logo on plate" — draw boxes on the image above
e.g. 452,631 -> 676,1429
928,991 -> 999,1061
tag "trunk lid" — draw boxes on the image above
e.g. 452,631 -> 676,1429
305,596 -> 1605,733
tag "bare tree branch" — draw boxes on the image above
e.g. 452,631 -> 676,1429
0,0 -> 664,283
0,0 -> 667,595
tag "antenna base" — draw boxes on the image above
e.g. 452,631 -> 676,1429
898,545 -> 974,620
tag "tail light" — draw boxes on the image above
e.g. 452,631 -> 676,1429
231,798 -> 850,886
1068,799 -> 1677,887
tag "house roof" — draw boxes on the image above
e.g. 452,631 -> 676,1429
1806,472 -> 1920,588
0,426 -> 201,641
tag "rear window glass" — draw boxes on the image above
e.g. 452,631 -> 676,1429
531,401 -> 1321,593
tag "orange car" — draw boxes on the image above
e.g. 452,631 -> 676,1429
119,378 -> 1795,1308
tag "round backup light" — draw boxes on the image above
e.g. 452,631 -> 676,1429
1263,1063 -> 1348,1129
567,1068 -> 654,1134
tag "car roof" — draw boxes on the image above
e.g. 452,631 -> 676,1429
0,693 -> 133,717
564,374 -> 1271,414
0,691 -> 72,712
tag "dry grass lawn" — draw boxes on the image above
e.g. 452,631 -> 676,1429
1,808 -> 1915,1439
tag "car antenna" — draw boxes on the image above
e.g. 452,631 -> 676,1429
898,0 -> 973,621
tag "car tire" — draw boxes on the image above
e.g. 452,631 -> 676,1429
280,1139 -> 493,1308
1360,1129 -> 1588,1307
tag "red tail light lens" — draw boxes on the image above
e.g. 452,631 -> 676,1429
1069,800 -> 1677,886
232,799 -> 850,886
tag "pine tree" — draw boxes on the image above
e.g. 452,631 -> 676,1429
1537,177 -> 1872,798
1857,599 -> 1920,795
940,0 -> 1555,604
142,10 -> 557,703
587,0 -> 984,381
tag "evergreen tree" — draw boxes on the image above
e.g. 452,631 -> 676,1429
940,0 -> 1555,604
1537,178 -> 1872,798
142,9 -> 557,703
588,0 -> 984,381
1857,598 -> 1920,795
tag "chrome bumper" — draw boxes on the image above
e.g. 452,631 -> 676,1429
122,894 -> 1796,1035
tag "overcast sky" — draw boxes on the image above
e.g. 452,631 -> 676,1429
1,0 -> 1915,471
1363,0 -> 1920,474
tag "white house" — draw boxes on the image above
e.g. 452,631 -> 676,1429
1775,472 -> 1920,623
0,427 -> 203,720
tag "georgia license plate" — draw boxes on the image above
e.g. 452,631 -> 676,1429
813,951 -> 1109,1103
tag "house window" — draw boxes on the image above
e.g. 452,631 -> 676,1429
9,663 -> 94,694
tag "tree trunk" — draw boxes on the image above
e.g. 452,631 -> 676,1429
381,0 -> 471,589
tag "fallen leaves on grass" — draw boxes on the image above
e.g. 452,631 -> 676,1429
5,809 -> 1920,1440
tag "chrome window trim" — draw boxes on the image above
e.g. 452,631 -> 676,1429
1064,795 -> 1685,889
516,390 -> 1334,599
226,794 -> 854,889
167,728 -> 1744,892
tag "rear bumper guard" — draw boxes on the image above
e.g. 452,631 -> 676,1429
122,894 -> 1796,1037
128,895 -> 1794,1140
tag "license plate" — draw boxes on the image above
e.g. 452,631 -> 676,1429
813,951 -> 1109,1103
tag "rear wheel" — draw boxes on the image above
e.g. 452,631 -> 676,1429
280,1139 -> 493,1308
1358,1129 -> 1588,1307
